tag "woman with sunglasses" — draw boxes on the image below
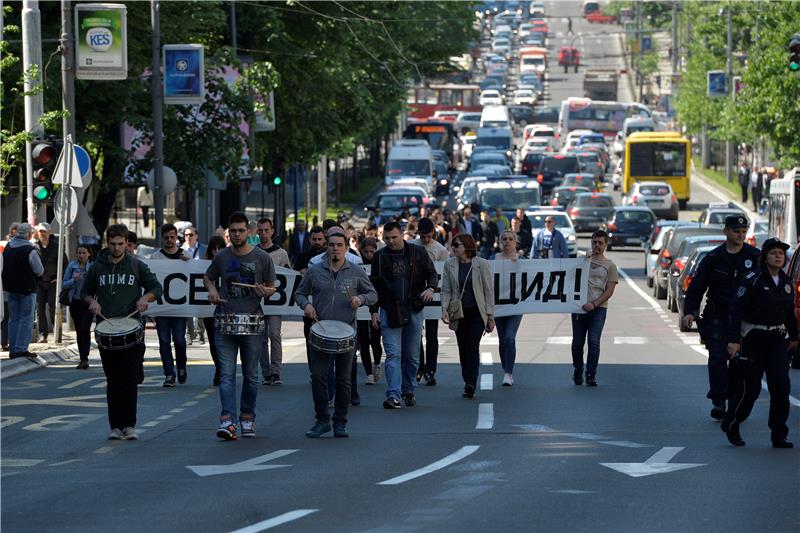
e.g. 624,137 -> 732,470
441,234 -> 495,399
491,230 -> 522,386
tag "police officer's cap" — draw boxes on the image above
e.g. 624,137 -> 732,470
760,238 -> 790,254
724,215 -> 748,229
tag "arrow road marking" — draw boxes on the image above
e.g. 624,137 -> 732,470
228,509 -> 318,533
187,449 -> 298,477
600,447 -> 706,478
378,445 -> 480,485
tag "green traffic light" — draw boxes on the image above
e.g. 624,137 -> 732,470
273,176 -> 283,186
33,185 -> 50,201
791,62 -> 800,71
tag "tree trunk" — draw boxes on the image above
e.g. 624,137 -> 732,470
334,158 -> 341,207
352,146 -> 359,191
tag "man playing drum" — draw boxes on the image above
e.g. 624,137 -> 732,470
296,228 -> 377,438
81,224 -> 163,441
204,212 -> 276,441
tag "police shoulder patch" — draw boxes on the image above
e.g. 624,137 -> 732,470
744,259 -> 753,268
786,284 -> 792,294
737,286 -> 747,298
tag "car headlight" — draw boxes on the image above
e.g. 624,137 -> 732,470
439,179 -> 448,185
568,234 -> 576,241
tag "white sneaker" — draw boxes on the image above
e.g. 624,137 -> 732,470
365,374 -> 375,385
502,373 -> 513,387
374,364 -> 382,382
121,427 -> 138,440
108,428 -> 123,440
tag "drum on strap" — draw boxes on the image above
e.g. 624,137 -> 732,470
214,313 -> 265,335
309,320 -> 356,354
95,317 -> 144,351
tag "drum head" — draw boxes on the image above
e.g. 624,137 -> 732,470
311,320 -> 354,339
96,317 -> 141,335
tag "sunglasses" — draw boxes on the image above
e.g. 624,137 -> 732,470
501,237 -> 515,241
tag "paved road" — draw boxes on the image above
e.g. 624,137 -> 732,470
3,3 -> 799,533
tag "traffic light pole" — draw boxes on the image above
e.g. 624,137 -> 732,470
22,0 -> 44,224
54,135 -> 74,344
725,3 -> 734,183
151,0 -> 165,230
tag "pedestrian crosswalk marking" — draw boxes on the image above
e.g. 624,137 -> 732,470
546,336 -> 573,344
613,337 -> 647,345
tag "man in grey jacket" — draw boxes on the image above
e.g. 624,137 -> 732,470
296,228 -> 377,438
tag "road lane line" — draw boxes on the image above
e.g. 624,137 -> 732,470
93,447 -> 113,454
480,374 -> 493,390
614,337 -> 647,344
142,421 -> 160,428
1,459 -> 44,467
182,400 -> 198,407
156,415 -> 173,420
170,408 -> 185,414
476,403 -> 494,429
480,352 -> 493,366
547,336 -> 572,344
377,445 -> 480,485
227,510 -> 319,533
624,268 -> 800,409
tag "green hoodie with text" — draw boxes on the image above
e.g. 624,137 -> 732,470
81,250 -> 163,319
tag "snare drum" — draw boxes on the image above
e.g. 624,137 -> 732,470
309,320 -> 356,354
214,313 -> 266,335
95,317 -> 144,351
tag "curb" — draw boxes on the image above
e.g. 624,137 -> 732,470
1,346 -> 79,380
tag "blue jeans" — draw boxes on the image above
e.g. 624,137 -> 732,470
496,314 -> 522,374
7,293 -> 36,353
380,308 -> 423,399
571,307 -> 607,376
155,317 -> 187,376
216,333 -> 262,424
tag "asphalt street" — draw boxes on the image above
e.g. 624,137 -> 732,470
3,3 -> 799,533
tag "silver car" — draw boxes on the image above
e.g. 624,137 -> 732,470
624,181 -> 679,220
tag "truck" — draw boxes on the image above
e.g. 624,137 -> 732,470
583,69 -> 618,101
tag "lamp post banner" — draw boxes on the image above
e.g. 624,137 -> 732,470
138,258 -> 590,319
75,3 -> 128,80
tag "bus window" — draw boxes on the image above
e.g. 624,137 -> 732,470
629,142 -> 687,177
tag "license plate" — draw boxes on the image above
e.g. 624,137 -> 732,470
626,237 -> 641,245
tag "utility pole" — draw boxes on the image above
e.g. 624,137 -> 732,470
725,1 -> 734,183
151,0 -> 165,229
671,1 -> 679,74
60,0 -> 75,139
22,0 -> 44,224
317,155 -> 327,221
636,1 -> 643,102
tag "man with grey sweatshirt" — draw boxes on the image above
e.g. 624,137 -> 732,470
296,228 -> 377,438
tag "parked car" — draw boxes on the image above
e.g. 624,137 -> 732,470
525,210 -> 579,257
623,181 -> 680,220
603,206 -> 656,250
567,193 -> 615,232
676,245 -> 717,328
645,221 -> 690,288
653,224 -> 724,299
666,235 -> 727,312
549,185 -> 591,209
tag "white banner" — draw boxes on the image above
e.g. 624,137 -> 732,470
141,258 -> 589,319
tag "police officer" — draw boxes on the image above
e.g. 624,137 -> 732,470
722,238 -> 796,448
682,215 -> 759,420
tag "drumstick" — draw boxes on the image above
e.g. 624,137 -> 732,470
98,312 -> 109,321
125,310 -> 138,319
313,317 -> 326,333
231,281 -> 258,289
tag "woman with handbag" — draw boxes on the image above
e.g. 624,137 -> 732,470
61,245 -> 93,369
491,230 -> 523,386
441,234 -> 495,399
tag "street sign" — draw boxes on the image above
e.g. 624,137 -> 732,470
53,186 -> 79,224
74,145 -> 93,187
52,145 -> 93,188
641,36 -> 652,52
147,166 -> 178,195
707,70 -> 727,97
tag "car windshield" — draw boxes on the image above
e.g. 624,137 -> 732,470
540,157 -> 579,173
529,213 -> 570,228
640,184 -> 671,196
616,210 -> 653,223
479,188 -> 541,209
563,175 -> 592,186
533,130 -> 555,138
472,154 -> 507,168
378,195 -> 422,209
577,153 -> 599,163
476,136 -> 511,149
575,195 -> 613,207
387,159 -> 430,176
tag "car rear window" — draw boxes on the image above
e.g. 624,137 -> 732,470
533,130 -> 555,138
616,210 -> 654,223
708,212 -> 744,225
540,157 -> 579,173
640,184 -> 671,196
575,195 -> 613,207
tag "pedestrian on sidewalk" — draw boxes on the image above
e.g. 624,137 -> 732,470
34,222 -> 67,344
257,217 -> 291,386
151,224 -> 191,387
442,234 -> 495,399
62,245 -> 93,369
204,212 -> 276,441
355,237 -> 383,384
82,224 -> 163,441
137,185 -> 153,232
723,238 -> 796,449
2,223 -> 44,358
738,163 -> 750,203
571,230 -> 618,387
296,228 -> 377,438
203,236 -> 227,386
492,230 -> 522,386
750,168 -> 762,213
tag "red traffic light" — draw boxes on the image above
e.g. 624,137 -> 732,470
32,142 -> 57,166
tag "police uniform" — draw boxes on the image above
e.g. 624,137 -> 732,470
682,215 -> 759,418
722,238 -> 796,448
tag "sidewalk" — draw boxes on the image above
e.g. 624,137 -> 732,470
1,330 -> 80,379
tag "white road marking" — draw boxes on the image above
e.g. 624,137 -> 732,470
182,400 -> 198,407
49,459 -> 83,466
1,394 -> 107,408
93,447 -> 114,454
58,377 -> 106,389
227,510 -> 318,533
547,336 -> 573,344
480,352 -> 493,366
142,421 -> 160,428
169,408 -> 185,414
480,374 -> 493,390
618,268 -> 661,311
613,337 -> 647,345
600,446 -> 706,478
481,336 -> 499,346
476,403 -> 494,429
1,459 -> 44,467
187,449 -> 298,477
156,415 -> 173,421
377,445 -> 480,485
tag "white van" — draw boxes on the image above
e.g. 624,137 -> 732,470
385,140 -> 433,188
480,105 -> 510,128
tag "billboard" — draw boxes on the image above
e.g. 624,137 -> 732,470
707,70 -> 727,98
75,3 -> 128,80
163,44 -> 205,105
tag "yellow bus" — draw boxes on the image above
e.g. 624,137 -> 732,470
623,132 -> 691,209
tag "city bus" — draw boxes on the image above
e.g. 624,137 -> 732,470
623,132 -> 691,209
767,168 -> 800,245
406,83 -> 482,120
558,97 -> 650,143
403,121 -> 458,167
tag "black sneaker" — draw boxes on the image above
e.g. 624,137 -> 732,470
383,397 -> 402,409
710,400 -> 726,420
262,376 -> 271,386
402,393 -> 416,407
425,373 -> 437,386
333,423 -> 349,438
585,374 -> 597,387
76,360 -> 90,370
721,422 -> 745,446
163,375 -> 176,387
573,368 -> 583,385
772,439 -> 794,449
177,368 -> 187,384
462,384 -> 476,399
305,422 -> 332,438
270,374 -> 283,386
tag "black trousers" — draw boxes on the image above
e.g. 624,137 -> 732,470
202,317 -> 220,380
309,345 -> 353,424
724,330 -> 791,442
99,342 -> 144,430
356,319 -> 382,375
1,301 -> 9,347
419,319 -> 440,376
456,308 -> 485,389
701,316 -> 730,401
36,281 -> 57,335
69,299 -> 93,361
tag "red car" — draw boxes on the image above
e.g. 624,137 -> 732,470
586,12 -> 617,24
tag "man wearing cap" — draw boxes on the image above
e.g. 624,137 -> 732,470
682,215 -> 760,420
723,238 -> 796,448
33,222 -> 67,343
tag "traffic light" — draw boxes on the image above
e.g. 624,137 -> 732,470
272,174 -> 283,188
31,138 -> 62,204
789,34 -> 800,72
271,155 -> 285,191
